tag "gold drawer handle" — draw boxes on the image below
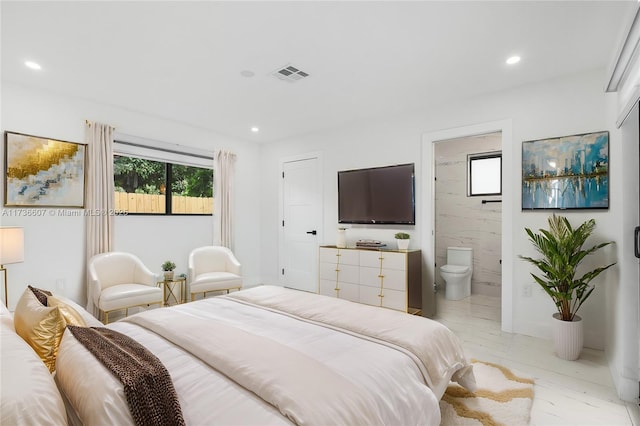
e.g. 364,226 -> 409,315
378,274 -> 384,278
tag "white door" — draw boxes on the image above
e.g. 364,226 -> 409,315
281,157 -> 321,292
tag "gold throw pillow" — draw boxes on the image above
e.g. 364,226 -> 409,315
47,295 -> 87,327
13,288 -> 67,372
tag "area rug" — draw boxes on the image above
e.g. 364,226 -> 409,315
440,359 -> 535,426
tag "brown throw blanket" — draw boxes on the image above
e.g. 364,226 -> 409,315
66,325 -> 185,426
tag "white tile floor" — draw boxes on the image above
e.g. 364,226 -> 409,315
434,292 -> 640,426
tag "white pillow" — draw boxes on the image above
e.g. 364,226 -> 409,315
0,308 -> 67,425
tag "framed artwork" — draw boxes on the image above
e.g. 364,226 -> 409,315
4,131 -> 86,207
522,131 -> 609,210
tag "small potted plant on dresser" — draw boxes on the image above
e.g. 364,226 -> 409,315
394,232 -> 410,250
520,214 -> 615,360
161,260 -> 176,281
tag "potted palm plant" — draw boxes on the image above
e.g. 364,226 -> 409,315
520,214 -> 615,360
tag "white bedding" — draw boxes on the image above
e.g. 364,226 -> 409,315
56,285 -> 474,425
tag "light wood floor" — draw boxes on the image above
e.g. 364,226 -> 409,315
433,292 -> 639,426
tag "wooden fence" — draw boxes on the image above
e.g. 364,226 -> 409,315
114,192 -> 213,214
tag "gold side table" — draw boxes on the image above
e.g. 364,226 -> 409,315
157,276 -> 187,306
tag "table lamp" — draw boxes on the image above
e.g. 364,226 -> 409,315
0,227 -> 24,307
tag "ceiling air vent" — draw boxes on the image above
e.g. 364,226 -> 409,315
271,64 -> 310,82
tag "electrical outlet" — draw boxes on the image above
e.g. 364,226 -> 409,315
55,278 -> 65,290
522,284 -> 532,297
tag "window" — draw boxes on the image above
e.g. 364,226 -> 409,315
468,152 -> 501,196
113,138 -> 214,215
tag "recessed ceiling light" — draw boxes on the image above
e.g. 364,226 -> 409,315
506,56 -> 521,65
24,61 -> 42,70
240,70 -> 255,78
251,127 -> 259,133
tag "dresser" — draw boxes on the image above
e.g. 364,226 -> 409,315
318,246 -> 422,314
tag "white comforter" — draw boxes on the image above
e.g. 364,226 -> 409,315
56,285 -> 474,425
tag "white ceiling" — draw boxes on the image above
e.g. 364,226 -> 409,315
1,1 -> 635,143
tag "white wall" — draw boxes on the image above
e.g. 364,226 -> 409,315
0,82 -> 263,308
260,68 -> 618,351
259,113 -> 427,286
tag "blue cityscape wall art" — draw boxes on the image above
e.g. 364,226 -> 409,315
522,131 -> 609,210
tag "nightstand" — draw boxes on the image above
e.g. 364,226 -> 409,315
157,276 -> 187,306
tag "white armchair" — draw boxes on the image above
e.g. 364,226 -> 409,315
88,252 -> 163,324
188,246 -> 242,301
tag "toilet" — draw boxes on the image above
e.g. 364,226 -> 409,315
440,247 -> 473,300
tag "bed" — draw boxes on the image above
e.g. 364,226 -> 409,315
54,285 -> 475,425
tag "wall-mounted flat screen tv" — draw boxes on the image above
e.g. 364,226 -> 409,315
338,163 -> 415,225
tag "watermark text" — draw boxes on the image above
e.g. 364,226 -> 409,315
1,208 -> 128,217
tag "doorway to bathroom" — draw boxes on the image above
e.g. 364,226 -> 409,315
421,119 -> 513,332
433,133 -> 502,324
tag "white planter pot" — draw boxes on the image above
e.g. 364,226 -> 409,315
163,271 -> 175,281
552,313 -> 583,360
336,229 -> 347,248
396,239 -> 410,250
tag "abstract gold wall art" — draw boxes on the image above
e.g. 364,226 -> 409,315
4,132 -> 86,207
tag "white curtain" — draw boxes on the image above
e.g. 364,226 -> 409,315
215,150 -> 236,249
84,121 -> 115,316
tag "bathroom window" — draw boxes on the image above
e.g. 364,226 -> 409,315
468,152 -> 502,196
